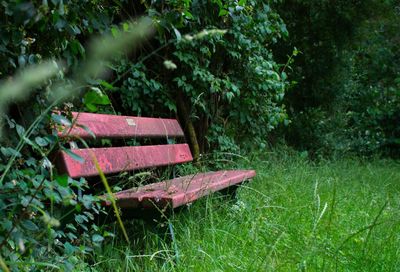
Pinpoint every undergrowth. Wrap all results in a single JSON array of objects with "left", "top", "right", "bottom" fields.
[{"left": 85, "top": 153, "right": 400, "bottom": 271}]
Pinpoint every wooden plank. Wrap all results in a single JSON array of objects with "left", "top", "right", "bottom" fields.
[
  {"left": 109, "top": 170, "right": 256, "bottom": 209},
  {"left": 57, "top": 144, "right": 193, "bottom": 178},
  {"left": 57, "top": 112, "right": 184, "bottom": 139}
]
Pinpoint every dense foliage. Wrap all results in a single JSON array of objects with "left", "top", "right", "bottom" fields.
[
  {"left": 276, "top": 0, "right": 400, "bottom": 157},
  {"left": 0, "top": 0, "right": 119, "bottom": 74},
  {"left": 0, "top": 113, "right": 107, "bottom": 270},
  {"left": 0, "top": 1, "right": 122, "bottom": 270},
  {"left": 114, "top": 0, "right": 289, "bottom": 158}
]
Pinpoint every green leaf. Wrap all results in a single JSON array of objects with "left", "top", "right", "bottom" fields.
[
  {"left": 76, "top": 124, "right": 96, "bottom": 139},
  {"left": 21, "top": 220, "right": 39, "bottom": 231},
  {"left": 163, "top": 60, "right": 177, "bottom": 70},
  {"left": 1, "top": 219, "right": 12, "bottom": 231},
  {"left": 55, "top": 174, "right": 69, "bottom": 187},
  {"left": 100, "top": 80, "right": 114, "bottom": 90},
  {"left": 103, "top": 231, "right": 115, "bottom": 238},
  {"left": 66, "top": 223, "right": 77, "bottom": 232},
  {"left": 35, "top": 136, "right": 49, "bottom": 147},
  {"left": 23, "top": 136, "right": 36, "bottom": 148},
  {"left": 83, "top": 88, "right": 111, "bottom": 112},
  {"left": 226, "top": 92, "right": 234, "bottom": 102},
  {"left": 64, "top": 242, "right": 76, "bottom": 255},
  {"left": 84, "top": 88, "right": 110, "bottom": 104},
  {"left": 51, "top": 114, "right": 72, "bottom": 126},
  {"left": 172, "top": 27, "right": 181, "bottom": 41},
  {"left": 75, "top": 203, "right": 82, "bottom": 212},
  {"left": 58, "top": 0, "right": 65, "bottom": 15},
  {"left": 16, "top": 124, "right": 25, "bottom": 137},
  {"left": 61, "top": 147, "right": 85, "bottom": 163},
  {"left": 21, "top": 196, "right": 30, "bottom": 207},
  {"left": 0, "top": 147, "right": 21, "bottom": 158},
  {"left": 82, "top": 195, "right": 96, "bottom": 209},
  {"left": 85, "top": 103, "right": 98, "bottom": 112},
  {"left": 111, "top": 26, "right": 119, "bottom": 38},
  {"left": 122, "top": 22, "right": 129, "bottom": 32},
  {"left": 218, "top": 9, "right": 229, "bottom": 16},
  {"left": 92, "top": 234, "right": 104, "bottom": 243},
  {"left": 75, "top": 214, "right": 88, "bottom": 224},
  {"left": 183, "top": 10, "right": 194, "bottom": 19}
]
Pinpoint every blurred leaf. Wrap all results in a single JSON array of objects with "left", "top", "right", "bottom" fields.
[
  {"left": 51, "top": 114, "right": 72, "bottom": 126},
  {"left": 64, "top": 242, "right": 76, "bottom": 255},
  {"left": 61, "top": 147, "right": 84, "bottom": 163},
  {"left": 100, "top": 80, "right": 114, "bottom": 90},
  {"left": 92, "top": 234, "right": 104, "bottom": 243},
  {"left": 0, "top": 147, "right": 21, "bottom": 158},
  {"left": 173, "top": 27, "right": 181, "bottom": 41},
  {"left": 16, "top": 125, "right": 25, "bottom": 137},
  {"left": 35, "top": 136, "right": 48, "bottom": 147},
  {"left": 55, "top": 174, "right": 68, "bottom": 187},
  {"left": 21, "top": 220, "right": 39, "bottom": 231},
  {"left": 76, "top": 124, "right": 96, "bottom": 139},
  {"left": 83, "top": 88, "right": 111, "bottom": 112}
]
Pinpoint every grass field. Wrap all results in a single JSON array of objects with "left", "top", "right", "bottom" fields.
[{"left": 85, "top": 154, "right": 400, "bottom": 271}]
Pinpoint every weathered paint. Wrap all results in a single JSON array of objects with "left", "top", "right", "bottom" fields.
[
  {"left": 108, "top": 170, "right": 256, "bottom": 209},
  {"left": 58, "top": 144, "right": 193, "bottom": 178},
  {"left": 55, "top": 111, "right": 257, "bottom": 211},
  {"left": 57, "top": 112, "right": 184, "bottom": 139}
]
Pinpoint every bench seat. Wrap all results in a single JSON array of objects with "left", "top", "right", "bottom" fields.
[
  {"left": 107, "top": 170, "right": 256, "bottom": 209},
  {"left": 55, "top": 112, "right": 256, "bottom": 212}
]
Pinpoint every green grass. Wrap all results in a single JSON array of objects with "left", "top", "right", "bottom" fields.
[{"left": 85, "top": 155, "right": 400, "bottom": 271}]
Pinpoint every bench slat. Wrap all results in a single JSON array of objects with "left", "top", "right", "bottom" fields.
[
  {"left": 57, "top": 112, "right": 184, "bottom": 139},
  {"left": 58, "top": 144, "right": 193, "bottom": 178},
  {"left": 109, "top": 170, "right": 256, "bottom": 209}
]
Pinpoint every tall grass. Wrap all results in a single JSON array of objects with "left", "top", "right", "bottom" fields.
[{"left": 88, "top": 154, "right": 400, "bottom": 271}]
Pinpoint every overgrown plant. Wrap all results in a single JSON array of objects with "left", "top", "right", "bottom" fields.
[
  {"left": 276, "top": 0, "right": 400, "bottom": 157},
  {"left": 1, "top": 0, "right": 291, "bottom": 159},
  {"left": 113, "top": 0, "right": 290, "bottom": 158},
  {"left": 0, "top": 18, "right": 153, "bottom": 271}
]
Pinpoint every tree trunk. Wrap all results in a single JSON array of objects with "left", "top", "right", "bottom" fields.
[{"left": 176, "top": 92, "right": 200, "bottom": 161}]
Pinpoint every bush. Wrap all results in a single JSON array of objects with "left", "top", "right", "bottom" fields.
[
  {"left": 0, "top": 114, "right": 104, "bottom": 271},
  {"left": 276, "top": 0, "right": 400, "bottom": 157},
  {"left": 332, "top": 12, "right": 400, "bottom": 156},
  {"left": 0, "top": 1, "right": 118, "bottom": 266},
  {"left": 0, "top": 14, "right": 153, "bottom": 270},
  {"left": 113, "top": 0, "right": 290, "bottom": 157}
]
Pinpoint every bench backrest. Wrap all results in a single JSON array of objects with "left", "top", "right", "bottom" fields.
[{"left": 56, "top": 112, "right": 192, "bottom": 178}]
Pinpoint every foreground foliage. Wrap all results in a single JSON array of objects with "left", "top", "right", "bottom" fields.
[
  {"left": 92, "top": 154, "right": 400, "bottom": 271},
  {"left": 0, "top": 14, "right": 153, "bottom": 271},
  {"left": 0, "top": 114, "right": 104, "bottom": 271}
]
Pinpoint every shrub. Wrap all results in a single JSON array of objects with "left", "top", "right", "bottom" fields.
[
  {"left": 0, "top": 16, "right": 153, "bottom": 270},
  {"left": 0, "top": 114, "right": 104, "bottom": 271},
  {"left": 276, "top": 0, "right": 400, "bottom": 157},
  {"left": 113, "top": 0, "right": 290, "bottom": 157}
]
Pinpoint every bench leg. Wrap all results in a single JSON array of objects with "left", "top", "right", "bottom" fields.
[{"left": 218, "top": 183, "right": 241, "bottom": 199}]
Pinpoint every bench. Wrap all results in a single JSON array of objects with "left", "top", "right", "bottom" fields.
[{"left": 55, "top": 112, "right": 256, "bottom": 211}]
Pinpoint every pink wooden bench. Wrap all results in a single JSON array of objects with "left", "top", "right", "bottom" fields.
[{"left": 56, "top": 112, "right": 256, "bottom": 210}]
